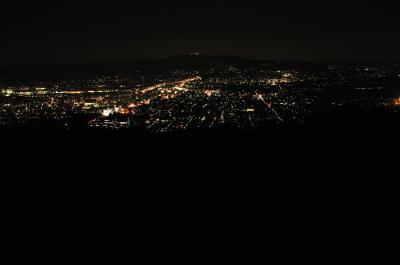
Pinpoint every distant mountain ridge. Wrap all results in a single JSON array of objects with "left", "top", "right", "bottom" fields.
[
  {"left": 0, "top": 55, "right": 262, "bottom": 80},
  {"left": 1, "top": 54, "right": 398, "bottom": 81},
  {"left": 2, "top": 54, "right": 256, "bottom": 68}
]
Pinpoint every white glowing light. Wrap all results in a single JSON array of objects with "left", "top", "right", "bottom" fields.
[{"left": 102, "top": 109, "right": 113, "bottom": 117}]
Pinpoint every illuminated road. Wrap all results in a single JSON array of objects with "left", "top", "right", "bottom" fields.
[
  {"left": 138, "top": 76, "right": 201, "bottom": 94},
  {"left": 256, "top": 93, "right": 284, "bottom": 122},
  {"left": 125, "top": 76, "right": 202, "bottom": 112}
]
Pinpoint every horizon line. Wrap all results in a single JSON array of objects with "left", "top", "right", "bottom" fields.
[{"left": 1, "top": 54, "right": 400, "bottom": 68}]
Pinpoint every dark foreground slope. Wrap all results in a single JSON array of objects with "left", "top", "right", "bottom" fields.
[{"left": 1, "top": 106, "right": 399, "bottom": 155}]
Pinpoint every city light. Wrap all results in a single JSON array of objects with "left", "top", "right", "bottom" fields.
[
  {"left": 204, "top": 89, "right": 215, "bottom": 97},
  {"left": 102, "top": 109, "right": 113, "bottom": 117},
  {"left": 1, "top": 59, "right": 399, "bottom": 132},
  {"left": 4, "top": 89, "right": 13, "bottom": 97}
]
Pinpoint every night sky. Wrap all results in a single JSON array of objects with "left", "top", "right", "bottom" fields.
[{"left": 1, "top": 1, "right": 400, "bottom": 65}]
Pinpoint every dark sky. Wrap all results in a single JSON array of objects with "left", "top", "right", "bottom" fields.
[{"left": 1, "top": 1, "right": 400, "bottom": 65}]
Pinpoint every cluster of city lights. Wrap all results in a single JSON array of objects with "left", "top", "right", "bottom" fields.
[
  {"left": 1, "top": 61, "right": 399, "bottom": 132},
  {"left": 95, "top": 76, "right": 202, "bottom": 122},
  {"left": 101, "top": 106, "right": 131, "bottom": 117}
]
